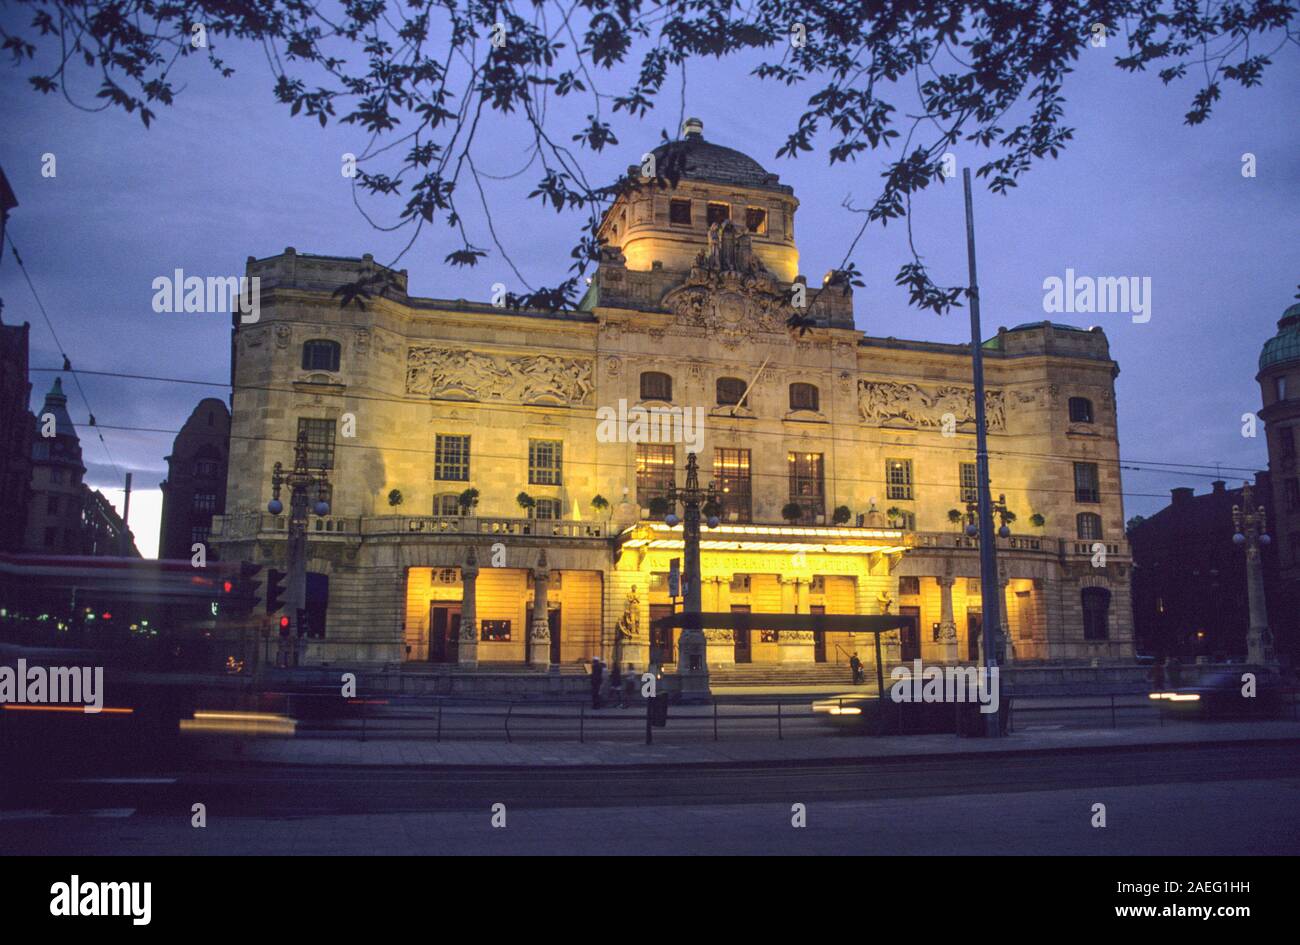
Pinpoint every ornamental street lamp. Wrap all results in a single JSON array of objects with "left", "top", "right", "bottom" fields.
[
  {"left": 660, "top": 451, "right": 722, "bottom": 702},
  {"left": 1231, "top": 483, "right": 1274, "bottom": 665},
  {"left": 964, "top": 493, "right": 1014, "bottom": 540},
  {"left": 267, "top": 426, "right": 331, "bottom": 667}
]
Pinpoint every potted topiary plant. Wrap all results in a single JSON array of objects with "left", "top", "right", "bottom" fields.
[
  {"left": 388, "top": 488, "right": 403, "bottom": 507},
  {"left": 1030, "top": 512, "right": 1045, "bottom": 528},
  {"left": 457, "top": 487, "right": 479, "bottom": 517},
  {"left": 886, "top": 506, "right": 904, "bottom": 526},
  {"left": 590, "top": 494, "right": 610, "bottom": 519},
  {"left": 831, "top": 505, "right": 852, "bottom": 526},
  {"left": 516, "top": 491, "right": 536, "bottom": 517},
  {"left": 781, "top": 501, "right": 804, "bottom": 524},
  {"left": 647, "top": 496, "right": 671, "bottom": 519},
  {"left": 948, "top": 508, "right": 963, "bottom": 524}
]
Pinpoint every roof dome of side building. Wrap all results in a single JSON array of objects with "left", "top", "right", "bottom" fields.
[{"left": 1259, "top": 302, "right": 1300, "bottom": 372}]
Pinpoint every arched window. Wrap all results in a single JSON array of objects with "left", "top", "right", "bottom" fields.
[
  {"left": 302, "top": 339, "right": 341, "bottom": 372},
  {"left": 1068, "top": 397, "right": 1094, "bottom": 423},
  {"left": 640, "top": 371, "right": 672, "bottom": 402},
  {"left": 716, "top": 377, "right": 747, "bottom": 407},
  {"left": 1081, "top": 587, "right": 1111, "bottom": 640},
  {"left": 1076, "top": 512, "right": 1103, "bottom": 540},
  {"left": 789, "top": 382, "right": 819, "bottom": 412}
]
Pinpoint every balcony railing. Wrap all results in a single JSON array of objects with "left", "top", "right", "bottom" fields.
[{"left": 361, "top": 516, "right": 608, "bottom": 539}]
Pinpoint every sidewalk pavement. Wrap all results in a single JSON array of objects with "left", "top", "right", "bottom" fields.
[{"left": 197, "top": 718, "right": 1300, "bottom": 769}]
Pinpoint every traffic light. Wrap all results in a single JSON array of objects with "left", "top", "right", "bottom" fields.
[
  {"left": 296, "top": 607, "right": 309, "bottom": 637},
  {"left": 220, "top": 561, "right": 263, "bottom": 618},
  {"left": 278, "top": 614, "right": 291, "bottom": 637},
  {"left": 266, "top": 569, "right": 287, "bottom": 614}
]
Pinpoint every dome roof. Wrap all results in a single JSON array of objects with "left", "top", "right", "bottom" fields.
[
  {"left": 650, "top": 119, "right": 791, "bottom": 194},
  {"left": 1259, "top": 302, "right": 1300, "bottom": 372}
]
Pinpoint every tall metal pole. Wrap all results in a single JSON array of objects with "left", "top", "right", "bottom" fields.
[{"left": 963, "top": 167, "right": 1005, "bottom": 737}]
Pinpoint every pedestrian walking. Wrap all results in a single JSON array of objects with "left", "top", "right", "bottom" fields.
[
  {"left": 590, "top": 656, "right": 604, "bottom": 709},
  {"left": 621, "top": 664, "right": 636, "bottom": 708},
  {"left": 849, "top": 652, "right": 863, "bottom": 685}
]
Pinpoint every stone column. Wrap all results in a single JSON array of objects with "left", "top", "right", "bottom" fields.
[
  {"left": 997, "top": 577, "right": 1014, "bottom": 667},
  {"left": 779, "top": 577, "right": 815, "bottom": 663},
  {"left": 458, "top": 547, "right": 480, "bottom": 668},
  {"left": 703, "top": 577, "right": 734, "bottom": 666},
  {"left": 529, "top": 549, "right": 552, "bottom": 669},
  {"left": 937, "top": 576, "right": 959, "bottom": 665}
]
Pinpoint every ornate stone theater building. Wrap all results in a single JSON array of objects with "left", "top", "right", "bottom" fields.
[{"left": 212, "top": 120, "right": 1134, "bottom": 674}]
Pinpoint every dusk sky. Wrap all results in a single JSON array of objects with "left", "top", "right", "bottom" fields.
[{"left": 2, "top": 24, "right": 1297, "bottom": 557}]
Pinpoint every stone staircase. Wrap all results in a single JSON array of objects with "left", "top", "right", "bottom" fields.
[{"left": 707, "top": 662, "right": 858, "bottom": 687}]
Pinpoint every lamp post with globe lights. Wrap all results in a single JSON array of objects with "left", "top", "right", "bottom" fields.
[
  {"left": 659, "top": 451, "right": 722, "bottom": 702},
  {"left": 1232, "top": 483, "right": 1274, "bottom": 665},
  {"left": 267, "top": 426, "right": 332, "bottom": 667},
  {"left": 962, "top": 491, "right": 1012, "bottom": 714}
]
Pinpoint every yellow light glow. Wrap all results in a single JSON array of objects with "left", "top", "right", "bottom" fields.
[
  {"left": 180, "top": 710, "right": 297, "bottom": 736},
  {"left": 1167, "top": 693, "right": 1201, "bottom": 702}
]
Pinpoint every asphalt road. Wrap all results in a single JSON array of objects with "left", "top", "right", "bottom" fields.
[{"left": 2, "top": 741, "right": 1298, "bottom": 854}]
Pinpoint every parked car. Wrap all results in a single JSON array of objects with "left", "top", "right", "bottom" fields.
[{"left": 1149, "top": 670, "right": 1288, "bottom": 719}]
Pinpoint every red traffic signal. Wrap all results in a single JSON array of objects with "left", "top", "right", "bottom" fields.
[{"left": 279, "top": 614, "right": 291, "bottom": 636}]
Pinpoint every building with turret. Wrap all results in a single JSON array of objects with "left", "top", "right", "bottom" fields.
[
  {"left": 158, "top": 398, "right": 230, "bottom": 560},
  {"left": 212, "top": 120, "right": 1134, "bottom": 674},
  {"left": 1255, "top": 300, "right": 1300, "bottom": 661}
]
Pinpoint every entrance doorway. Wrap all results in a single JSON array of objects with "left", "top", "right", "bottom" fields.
[
  {"left": 967, "top": 611, "right": 983, "bottom": 662},
  {"left": 429, "top": 604, "right": 461, "bottom": 663},
  {"left": 548, "top": 606, "right": 562, "bottom": 664},
  {"left": 811, "top": 605, "right": 826, "bottom": 662},
  {"left": 732, "top": 604, "right": 752, "bottom": 663},
  {"left": 900, "top": 606, "right": 922, "bottom": 661},
  {"left": 649, "top": 604, "right": 675, "bottom": 664}
]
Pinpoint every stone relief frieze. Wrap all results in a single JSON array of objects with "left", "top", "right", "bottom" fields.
[
  {"left": 858, "top": 380, "right": 1006, "bottom": 431},
  {"left": 406, "top": 346, "right": 594, "bottom": 406}
]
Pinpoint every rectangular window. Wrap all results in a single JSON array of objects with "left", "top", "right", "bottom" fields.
[
  {"left": 636, "top": 444, "right": 675, "bottom": 506},
  {"left": 48, "top": 468, "right": 64, "bottom": 485},
  {"left": 192, "top": 493, "right": 217, "bottom": 514},
  {"left": 47, "top": 495, "right": 59, "bottom": 515},
  {"left": 195, "top": 459, "right": 220, "bottom": 478},
  {"left": 528, "top": 440, "right": 563, "bottom": 485},
  {"left": 706, "top": 203, "right": 730, "bottom": 226},
  {"left": 898, "top": 576, "right": 921, "bottom": 596},
  {"left": 297, "top": 418, "right": 337, "bottom": 470},
  {"left": 434, "top": 494, "right": 461, "bottom": 516},
  {"left": 1282, "top": 428, "right": 1297, "bottom": 461},
  {"left": 480, "top": 619, "right": 511, "bottom": 642},
  {"left": 1287, "top": 479, "right": 1300, "bottom": 512},
  {"left": 959, "top": 462, "right": 978, "bottom": 504},
  {"left": 714, "top": 448, "right": 752, "bottom": 522},
  {"left": 44, "top": 526, "right": 57, "bottom": 547},
  {"left": 534, "top": 498, "right": 563, "bottom": 520},
  {"left": 745, "top": 207, "right": 767, "bottom": 234},
  {"left": 669, "top": 199, "right": 692, "bottom": 225},
  {"left": 787, "top": 451, "right": 825, "bottom": 520},
  {"left": 886, "top": 458, "right": 914, "bottom": 501},
  {"left": 435, "top": 434, "right": 471, "bottom": 481},
  {"left": 191, "top": 525, "right": 210, "bottom": 545},
  {"left": 1074, "top": 462, "right": 1100, "bottom": 502}
]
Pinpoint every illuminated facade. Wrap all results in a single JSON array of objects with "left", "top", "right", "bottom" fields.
[{"left": 212, "top": 120, "right": 1134, "bottom": 672}]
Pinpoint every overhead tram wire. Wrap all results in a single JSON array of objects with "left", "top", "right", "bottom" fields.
[
  {"left": 27, "top": 364, "right": 1266, "bottom": 482},
  {"left": 7, "top": 233, "right": 124, "bottom": 480}
]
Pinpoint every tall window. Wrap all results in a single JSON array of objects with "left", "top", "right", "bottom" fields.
[
  {"left": 435, "top": 434, "right": 471, "bottom": 481},
  {"left": 298, "top": 418, "right": 336, "bottom": 470},
  {"left": 716, "top": 377, "right": 748, "bottom": 407},
  {"left": 714, "top": 448, "right": 752, "bottom": 522},
  {"left": 534, "top": 498, "right": 563, "bottom": 520},
  {"left": 1286, "top": 478, "right": 1300, "bottom": 512},
  {"left": 1074, "top": 462, "right": 1100, "bottom": 502},
  {"left": 745, "top": 207, "right": 767, "bottom": 234},
  {"left": 433, "top": 494, "right": 462, "bottom": 516},
  {"left": 787, "top": 452, "right": 825, "bottom": 520},
  {"left": 898, "top": 576, "right": 921, "bottom": 596},
  {"left": 706, "top": 203, "right": 730, "bottom": 226},
  {"left": 195, "top": 458, "right": 220, "bottom": 478},
  {"left": 1281, "top": 427, "right": 1297, "bottom": 462},
  {"left": 640, "top": 371, "right": 672, "bottom": 402},
  {"left": 1076, "top": 512, "right": 1103, "bottom": 540},
  {"left": 959, "top": 462, "right": 978, "bottom": 503},
  {"left": 1082, "top": 587, "right": 1111, "bottom": 640},
  {"left": 636, "top": 444, "right": 675, "bottom": 506},
  {"left": 669, "top": 199, "right": 692, "bottom": 225},
  {"left": 789, "top": 382, "right": 820, "bottom": 412},
  {"left": 302, "top": 339, "right": 341, "bottom": 372},
  {"left": 193, "top": 493, "right": 217, "bottom": 514},
  {"left": 529, "top": 440, "right": 563, "bottom": 485},
  {"left": 886, "top": 458, "right": 914, "bottom": 500},
  {"left": 1068, "top": 397, "right": 1094, "bottom": 423}
]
